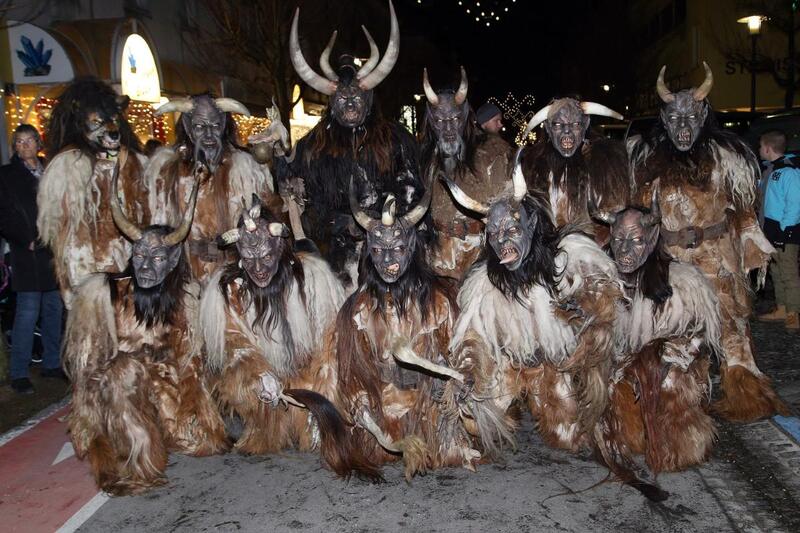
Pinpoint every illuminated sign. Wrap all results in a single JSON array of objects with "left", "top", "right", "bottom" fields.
[
  {"left": 4, "top": 21, "right": 74, "bottom": 83},
  {"left": 120, "top": 33, "right": 160, "bottom": 103}
]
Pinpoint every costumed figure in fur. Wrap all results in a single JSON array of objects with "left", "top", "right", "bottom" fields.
[
  {"left": 420, "top": 67, "right": 512, "bottom": 280},
  {"left": 518, "top": 97, "right": 628, "bottom": 244},
  {"left": 594, "top": 188, "right": 721, "bottom": 474},
  {"left": 333, "top": 170, "right": 479, "bottom": 480},
  {"left": 37, "top": 77, "right": 149, "bottom": 308},
  {"left": 199, "top": 196, "right": 381, "bottom": 481},
  {"left": 64, "top": 160, "right": 228, "bottom": 496},
  {"left": 150, "top": 94, "right": 275, "bottom": 282},
  {"left": 628, "top": 62, "right": 787, "bottom": 422},
  {"left": 444, "top": 156, "right": 668, "bottom": 501},
  {"left": 281, "top": 0, "right": 425, "bottom": 289}
]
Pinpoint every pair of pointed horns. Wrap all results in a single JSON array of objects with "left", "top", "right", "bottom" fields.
[
  {"left": 290, "top": 0, "right": 399, "bottom": 95},
  {"left": 442, "top": 148, "right": 527, "bottom": 216},
  {"left": 350, "top": 166, "right": 434, "bottom": 230},
  {"left": 111, "top": 153, "right": 199, "bottom": 246},
  {"left": 520, "top": 100, "right": 624, "bottom": 141},
  {"left": 422, "top": 66, "right": 468, "bottom": 106},
  {"left": 591, "top": 186, "right": 661, "bottom": 228},
  {"left": 219, "top": 194, "right": 288, "bottom": 245},
  {"left": 656, "top": 61, "right": 713, "bottom": 103},
  {"left": 154, "top": 97, "right": 251, "bottom": 117}
]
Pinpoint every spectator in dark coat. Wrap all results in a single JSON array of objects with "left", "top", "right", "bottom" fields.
[{"left": 0, "top": 124, "right": 65, "bottom": 394}]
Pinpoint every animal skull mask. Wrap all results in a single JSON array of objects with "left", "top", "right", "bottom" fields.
[
  {"left": 110, "top": 157, "right": 200, "bottom": 288},
  {"left": 290, "top": 0, "right": 399, "bottom": 129},
  {"left": 155, "top": 95, "right": 251, "bottom": 172},
  {"left": 219, "top": 195, "right": 290, "bottom": 288},
  {"left": 350, "top": 177, "right": 431, "bottom": 284},
  {"left": 423, "top": 67, "right": 469, "bottom": 158},
  {"left": 593, "top": 188, "right": 661, "bottom": 273},
  {"left": 657, "top": 62, "right": 714, "bottom": 152},
  {"left": 84, "top": 95, "right": 129, "bottom": 155}
]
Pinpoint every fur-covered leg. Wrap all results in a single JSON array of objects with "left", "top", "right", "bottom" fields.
[
  {"left": 607, "top": 379, "right": 645, "bottom": 455},
  {"left": 528, "top": 363, "right": 581, "bottom": 451},
  {"left": 175, "top": 355, "right": 230, "bottom": 456},
  {"left": 651, "top": 361, "right": 716, "bottom": 472},
  {"left": 714, "top": 363, "right": 789, "bottom": 422}
]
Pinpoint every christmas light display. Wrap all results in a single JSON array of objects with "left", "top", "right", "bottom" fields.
[
  {"left": 488, "top": 92, "right": 537, "bottom": 146},
  {"left": 417, "top": 0, "right": 518, "bottom": 27}
]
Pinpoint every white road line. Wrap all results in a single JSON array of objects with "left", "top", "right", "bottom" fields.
[
  {"left": 55, "top": 492, "right": 110, "bottom": 533},
  {"left": 0, "top": 397, "right": 70, "bottom": 447}
]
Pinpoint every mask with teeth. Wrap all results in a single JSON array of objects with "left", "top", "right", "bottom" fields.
[
  {"left": 350, "top": 175, "right": 432, "bottom": 284},
  {"left": 331, "top": 81, "right": 373, "bottom": 129},
  {"left": 182, "top": 96, "right": 226, "bottom": 172},
  {"left": 656, "top": 62, "right": 714, "bottom": 152},
  {"left": 485, "top": 200, "right": 537, "bottom": 271},
  {"left": 423, "top": 67, "right": 470, "bottom": 159},
  {"left": 543, "top": 99, "right": 589, "bottom": 158},
  {"left": 83, "top": 95, "right": 129, "bottom": 155}
]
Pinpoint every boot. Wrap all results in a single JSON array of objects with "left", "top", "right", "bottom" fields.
[
  {"left": 785, "top": 312, "right": 800, "bottom": 330},
  {"left": 759, "top": 304, "right": 787, "bottom": 321}
]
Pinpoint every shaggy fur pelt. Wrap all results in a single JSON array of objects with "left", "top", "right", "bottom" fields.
[{"left": 64, "top": 273, "right": 228, "bottom": 495}]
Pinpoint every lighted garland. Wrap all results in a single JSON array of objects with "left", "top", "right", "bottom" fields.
[
  {"left": 232, "top": 114, "right": 272, "bottom": 145},
  {"left": 416, "top": 0, "right": 518, "bottom": 27},
  {"left": 488, "top": 92, "right": 537, "bottom": 146}
]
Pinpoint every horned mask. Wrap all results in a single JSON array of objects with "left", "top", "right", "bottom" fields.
[
  {"left": 219, "top": 195, "right": 290, "bottom": 288},
  {"left": 155, "top": 94, "right": 250, "bottom": 172},
  {"left": 110, "top": 158, "right": 200, "bottom": 288},
  {"left": 656, "top": 62, "right": 713, "bottom": 152},
  {"left": 290, "top": 0, "right": 399, "bottom": 129},
  {"left": 523, "top": 98, "right": 623, "bottom": 157},
  {"left": 423, "top": 67, "right": 469, "bottom": 158}
]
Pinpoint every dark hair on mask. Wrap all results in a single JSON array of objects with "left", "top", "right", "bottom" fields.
[
  {"left": 46, "top": 76, "right": 140, "bottom": 160},
  {"left": 173, "top": 93, "right": 244, "bottom": 159},
  {"left": 110, "top": 225, "right": 190, "bottom": 328},
  {"left": 420, "top": 98, "right": 484, "bottom": 176}
]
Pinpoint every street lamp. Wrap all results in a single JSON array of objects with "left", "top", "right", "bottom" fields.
[{"left": 738, "top": 15, "right": 765, "bottom": 112}]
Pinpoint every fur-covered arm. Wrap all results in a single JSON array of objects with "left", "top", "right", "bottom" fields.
[
  {"left": 63, "top": 274, "right": 117, "bottom": 379},
  {"left": 731, "top": 208, "right": 775, "bottom": 274},
  {"left": 299, "top": 252, "right": 346, "bottom": 337}
]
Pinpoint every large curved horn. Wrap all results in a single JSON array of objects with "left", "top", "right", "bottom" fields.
[
  {"left": 656, "top": 65, "right": 675, "bottom": 103},
  {"left": 154, "top": 98, "right": 194, "bottom": 116},
  {"left": 580, "top": 101, "right": 623, "bottom": 120},
  {"left": 454, "top": 66, "right": 468, "bottom": 106},
  {"left": 319, "top": 31, "right": 339, "bottom": 82},
  {"left": 521, "top": 104, "right": 552, "bottom": 141},
  {"left": 587, "top": 195, "right": 617, "bottom": 226},
  {"left": 214, "top": 98, "right": 251, "bottom": 117},
  {"left": 356, "top": 26, "right": 380, "bottom": 79},
  {"left": 349, "top": 178, "right": 375, "bottom": 230},
  {"left": 163, "top": 176, "right": 200, "bottom": 246},
  {"left": 381, "top": 195, "right": 397, "bottom": 226},
  {"left": 290, "top": 8, "right": 337, "bottom": 95},
  {"left": 110, "top": 156, "right": 143, "bottom": 242},
  {"left": 422, "top": 68, "right": 439, "bottom": 106},
  {"left": 358, "top": 0, "right": 399, "bottom": 91},
  {"left": 441, "top": 175, "right": 489, "bottom": 215},
  {"left": 641, "top": 185, "right": 662, "bottom": 227},
  {"left": 511, "top": 150, "right": 527, "bottom": 203},
  {"left": 402, "top": 168, "right": 434, "bottom": 226},
  {"left": 692, "top": 61, "right": 714, "bottom": 101}
]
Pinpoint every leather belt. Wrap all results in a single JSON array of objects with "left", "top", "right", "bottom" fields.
[
  {"left": 434, "top": 219, "right": 484, "bottom": 240},
  {"left": 661, "top": 221, "right": 728, "bottom": 249}
]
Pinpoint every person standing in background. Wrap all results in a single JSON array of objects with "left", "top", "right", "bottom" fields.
[
  {"left": 475, "top": 102, "right": 504, "bottom": 135},
  {"left": 758, "top": 129, "right": 800, "bottom": 330},
  {"left": 0, "top": 124, "right": 65, "bottom": 394}
]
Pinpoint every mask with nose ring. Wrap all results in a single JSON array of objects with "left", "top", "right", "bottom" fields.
[
  {"left": 290, "top": 0, "right": 399, "bottom": 130},
  {"left": 219, "top": 195, "right": 290, "bottom": 288},
  {"left": 656, "top": 62, "right": 713, "bottom": 152},
  {"left": 522, "top": 98, "right": 624, "bottom": 158},
  {"left": 349, "top": 178, "right": 431, "bottom": 284},
  {"left": 423, "top": 67, "right": 469, "bottom": 159},
  {"left": 155, "top": 94, "right": 251, "bottom": 173}
]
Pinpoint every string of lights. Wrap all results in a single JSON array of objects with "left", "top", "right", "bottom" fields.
[
  {"left": 232, "top": 114, "right": 272, "bottom": 145},
  {"left": 488, "top": 92, "right": 537, "bottom": 146},
  {"left": 416, "top": 0, "right": 518, "bottom": 27}
]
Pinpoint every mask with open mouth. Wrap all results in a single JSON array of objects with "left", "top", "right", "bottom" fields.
[
  {"left": 350, "top": 172, "right": 431, "bottom": 284},
  {"left": 423, "top": 67, "right": 469, "bottom": 159},
  {"left": 656, "top": 62, "right": 713, "bottom": 152},
  {"left": 543, "top": 100, "right": 590, "bottom": 158},
  {"left": 83, "top": 95, "right": 128, "bottom": 156}
]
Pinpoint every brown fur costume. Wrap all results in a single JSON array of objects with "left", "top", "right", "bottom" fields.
[{"left": 64, "top": 274, "right": 228, "bottom": 495}]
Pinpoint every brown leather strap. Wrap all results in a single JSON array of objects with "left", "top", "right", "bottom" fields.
[
  {"left": 434, "top": 219, "right": 484, "bottom": 240},
  {"left": 661, "top": 220, "right": 728, "bottom": 249}
]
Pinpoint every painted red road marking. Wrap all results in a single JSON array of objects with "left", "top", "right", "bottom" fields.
[{"left": 0, "top": 405, "right": 102, "bottom": 533}]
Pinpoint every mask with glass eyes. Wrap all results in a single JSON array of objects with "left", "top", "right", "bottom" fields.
[
  {"left": 331, "top": 84, "right": 373, "bottom": 128},
  {"left": 485, "top": 200, "right": 537, "bottom": 272},
  {"left": 131, "top": 232, "right": 183, "bottom": 288},
  {"left": 543, "top": 100, "right": 590, "bottom": 158},
  {"left": 660, "top": 92, "right": 708, "bottom": 152},
  {"left": 182, "top": 95, "right": 226, "bottom": 171}
]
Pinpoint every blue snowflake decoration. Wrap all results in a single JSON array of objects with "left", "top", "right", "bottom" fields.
[{"left": 16, "top": 35, "right": 52, "bottom": 77}]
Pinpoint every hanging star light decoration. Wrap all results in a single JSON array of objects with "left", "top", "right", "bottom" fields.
[
  {"left": 416, "top": 0, "right": 518, "bottom": 27},
  {"left": 488, "top": 92, "right": 537, "bottom": 146}
]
